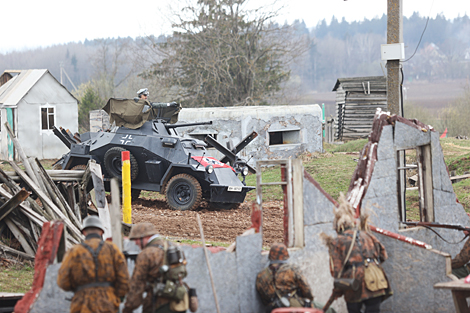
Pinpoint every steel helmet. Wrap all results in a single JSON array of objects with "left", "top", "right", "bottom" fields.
[
  {"left": 81, "top": 215, "right": 105, "bottom": 232},
  {"left": 268, "top": 243, "right": 289, "bottom": 261},
  {"left": 137, "top": 88, "right": 149, "bottom": 98},
  {"left": 129, "top": 222, "right": 157, "bottom": 239}
]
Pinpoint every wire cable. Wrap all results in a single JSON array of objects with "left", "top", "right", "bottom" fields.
[{"left": 402, "top": 0, "right": 435, "bottom": 63}]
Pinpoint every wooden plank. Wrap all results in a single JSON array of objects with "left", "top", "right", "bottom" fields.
[
  {"left": 110, "top": 178, "right": 123, "bottom": 251},
  {"left": 9, "top": 215, "right": 37, "bottom": 253},
  {"left": 0, "top": 186, "right": 48, "bottom": 226},
  {"left": 422, "top": 145, "right": 434, "bottom": 222},
  {"left": 287, "top": 159, "right": 294, "bottom": 247},
  {"left": 34, "top": 158, "right": 82, "bottom": 228},
  {"left": 88, "top": 161, "right": 112, "bottom": 239},
  {"left": 9, "top": 161, "right": 57, "bottom": 220},
  {"left": 28, "top": 157, "right": 48, "bottom": 195},
  {"left": 5, "top": 217, "right": 35, "bottom": 256},
  {"left": 0, "top": 241, "right": 35, "bottom": 261},
  {"left": 292, "top": 159, "right": 304, "bottom": 248},
  {"left": 0, "top": 189, "right": 30, "bottom": 222},
  {"left": 8, "top": 161, "right": 83, "bottom": 240},
  {"left": 4, "top": 122, "right": 40, "bottom": 188}
]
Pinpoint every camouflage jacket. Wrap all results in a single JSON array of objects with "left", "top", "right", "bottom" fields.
[
  {"left": 328, "top": 228, "right": 391, "bottom": 303},
  {"left": 256, "top": 262, "right": 313, "bottom": 307},
  {"left": 123, "top": 238, "right": 170, "bottom": 313},
  {"left": 57, "top": 234, "right": 130, "bottom": 313},
  {"left": 452, "top": 237, "right": 470, "bottom": 269}
]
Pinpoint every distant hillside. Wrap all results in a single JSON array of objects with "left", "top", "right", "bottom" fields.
[{"left": 1, "top": 14, "right": 468, "bottom": 97}]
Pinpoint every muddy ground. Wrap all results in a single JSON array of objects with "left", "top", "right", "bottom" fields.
[{"left": 131, "top": 197, "right": 285, "bottom": 247}]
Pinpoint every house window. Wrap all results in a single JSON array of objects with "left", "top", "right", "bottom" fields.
[
  {"left": 41, "top": 107, "right": 55, "bottom": 130},
  {"left": 397, "top": 145, "right": 434, "bottom": 223},
  {"left": 269, "top": 130, "right": 300, "bottom": 146}
]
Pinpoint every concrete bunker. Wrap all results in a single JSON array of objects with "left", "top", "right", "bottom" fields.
[{"left": 26, "top": 109, "right": 468, "bottom": 313}]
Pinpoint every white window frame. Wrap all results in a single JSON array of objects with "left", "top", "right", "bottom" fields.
[{"left": 40, "top": 104, "right": 56, "bottom": 132}]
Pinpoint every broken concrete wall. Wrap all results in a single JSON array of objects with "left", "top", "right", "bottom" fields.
[
  {"left": 29, "top": 233, "right": 267, "bottom": 313},
  {"left": 177, "top": 104, "right": 323, "bottom": 164},
  {"left": 29, "top": 112, "right": 468, "bottom": 313}
]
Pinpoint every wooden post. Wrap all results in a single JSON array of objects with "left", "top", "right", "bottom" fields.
[
  {"left": 197, "top": 214, "right": 221, "bottom": 313},
  {"left": 286, "top": 159, "right": 294, "bottom": 247},
  {"left": 292, "top": 158, "right": 304, "bottom": 248},
  {"left": 88, "top": 161, "right": 112, "bottom": 240},
  {"left": 110, "top": 178, "right": 123, "bottom": 251},
  {"left": 5, "top": 217, "right": 35, "bottom": 256},
  {"left": 4, "top": 122, "right": 40, "bottom": 187},
  {"left": 0, "top": 188, "right": 30, "bottom": 222},
  {"left": 387, "top": 0, "right": 403, "bottom": 116}
]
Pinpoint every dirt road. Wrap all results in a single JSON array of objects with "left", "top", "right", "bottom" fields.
[{"left": 131, "top": 197, "right": 285, "bottom": 247}]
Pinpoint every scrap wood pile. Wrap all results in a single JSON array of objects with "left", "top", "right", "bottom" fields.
[{"left": 0, "top": 124, "right": 92, "bottom": 263}]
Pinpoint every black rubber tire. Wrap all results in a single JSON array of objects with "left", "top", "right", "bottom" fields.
[
  {"left": 165, "top": 174, "right": 202, "bottom": 211},
  {"left": 104, "top": 147, "right": 139, "bottom": 181},
  {"left": 209, "top": 202, "right": 240, "bottom": 210}
]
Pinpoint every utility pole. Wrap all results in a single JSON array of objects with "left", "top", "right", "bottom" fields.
[{"left": 387, "top": 0, "right": 403, "bottom": 116}]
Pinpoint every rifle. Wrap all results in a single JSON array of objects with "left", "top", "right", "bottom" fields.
[
  {"left": 322, "top": 290, "right": 340, "bottom": 312},
  {"left": 403, "top": 221, "right": 470, "bottom": 232}
]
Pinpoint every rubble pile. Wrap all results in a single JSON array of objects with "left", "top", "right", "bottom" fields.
[{"left": 0, "top": 130, "right": 88, "bottom": 262}]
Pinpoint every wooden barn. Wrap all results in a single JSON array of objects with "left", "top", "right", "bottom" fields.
[{"left": 333, "top": 76, "right": 387, "bottom": 140}]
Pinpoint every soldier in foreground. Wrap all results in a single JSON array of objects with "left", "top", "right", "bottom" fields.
[
  {"left": 256, "top": 242, "right": 335, "bottom": 313},
  {"left": 321, "top": 195, "right": 392, "bottom": 313},
  {"left": 57, "top": 215, "right": 130, "bottom": 313},
  {"left": 123, "top": 223, "right": 197, "bottom": 313},
  {"left": 451, "top": 230, "right": 470, "bottom": 278}
]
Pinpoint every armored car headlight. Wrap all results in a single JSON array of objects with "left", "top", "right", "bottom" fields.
[
  {"left": 206, "top": 165, "right": 214, "bottom": 174},
  {"left": 242, "top": 166, "right": 249, "bottom": 176}
]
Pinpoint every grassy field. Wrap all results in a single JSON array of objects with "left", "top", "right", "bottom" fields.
[{"left": 0, "top": 263, "right": 34, "bottom": 293}]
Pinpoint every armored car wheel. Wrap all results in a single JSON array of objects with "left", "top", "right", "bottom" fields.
[
  {"left": 104, "top": 147, "right": 139, "bottom": 181},
  {"left": 165, "top": 174, "right": 202, "bottom": 211}
]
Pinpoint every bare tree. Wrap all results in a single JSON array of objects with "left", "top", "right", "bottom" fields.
[{"left": 140, "top": 0, "right": 310, "bottom": 107}]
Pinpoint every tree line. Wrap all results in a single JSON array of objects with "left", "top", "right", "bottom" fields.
[{"left": 0, "top": 0, "right": 468, "bottom": 131}]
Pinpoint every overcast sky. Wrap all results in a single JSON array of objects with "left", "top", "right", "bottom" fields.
[{"left": 0, "top": 0, "right": 467, "bottom": 54}]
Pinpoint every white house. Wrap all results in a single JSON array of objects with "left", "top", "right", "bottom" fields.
[{"left": 0, "top": 69, "right": 78, "bottom": 160}]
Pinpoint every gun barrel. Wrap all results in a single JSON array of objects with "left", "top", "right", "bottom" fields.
[{"left": 166, "top": 121, "right": 213, "bottom": 129}]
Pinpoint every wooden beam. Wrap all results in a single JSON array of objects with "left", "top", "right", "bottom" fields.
[
  {"left": 292, "top": 158, "right": 304, "bottom": 248},
  {"left": 0, "top": 189, "right": 30, "bottom": 222},
  {"left": 0, "top": 167, "right": 52, "bottom": 220},
  {"left": 4, "top": 122, "right": 40, "bottom": 187},
  {"left": 88, "top": 161, "right": 112, "bottom": 239},
  {"left": 5, "top": 217, "right": 35, "bottom": 256},
  {"left": 0, "top": 241, "right": 35, "bottom": 261},
  {"left": 34, "top": 158, "right": 82, "bottom": 229},
  {"left": 110, "top": 178, "right": 123, "bottom": 251},
  {"left": 8, "top": 161, "right": 83, "bottom": 240}
]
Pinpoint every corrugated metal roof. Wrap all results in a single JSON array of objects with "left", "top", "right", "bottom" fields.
[{"left": 0, "top": 69, "right": 48, "bottom": 106}]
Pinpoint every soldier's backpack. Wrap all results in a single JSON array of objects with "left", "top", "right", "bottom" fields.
[{"left": 151, "top": 241, "right": 189, "bottom": 311}]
